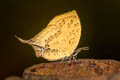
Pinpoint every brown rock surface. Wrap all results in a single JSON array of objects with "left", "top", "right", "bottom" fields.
[{"left": 23, "top": 59, "right": 120, "bottom": 80}]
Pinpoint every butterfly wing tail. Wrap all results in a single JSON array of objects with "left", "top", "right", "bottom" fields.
[{"left": 15, "top": 35, "right": 30, "bottom": 44}]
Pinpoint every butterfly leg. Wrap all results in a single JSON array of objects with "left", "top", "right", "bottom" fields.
[
  {"left": 61, "top": 55, "right": 73, "bottom": 63},
  {"left": 61, "top": 56, "right": 69, "bottom": 62},
  {"left": 68, "top": 55, "right": 72, "bottom": 61},
  {"left": 61, "top": 57, "right": 65, "bottom": 62},
  {"left": 66, "top": 56, "right": 72, "bottom": 63}
]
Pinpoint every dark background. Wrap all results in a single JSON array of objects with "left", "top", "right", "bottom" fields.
[{"left": 1, "top": 0, "right": 120, "bottom": 79}]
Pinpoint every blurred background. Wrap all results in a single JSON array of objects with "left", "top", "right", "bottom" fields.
[{"left": 0, "top": 0, "right": 120, "bottom": 79}]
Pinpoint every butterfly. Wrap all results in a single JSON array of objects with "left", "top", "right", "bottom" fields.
[{"left": 15, "top": 10, "right": 89, "bottom": 61}]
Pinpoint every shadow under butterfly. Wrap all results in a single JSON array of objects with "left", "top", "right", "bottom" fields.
[{"left": 15, "top": 10, "right": 89, "bottom": 61}]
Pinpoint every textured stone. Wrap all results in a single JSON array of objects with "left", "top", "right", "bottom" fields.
[{"left": 23, "top": 59, "right": 120, "bottom": 80}]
